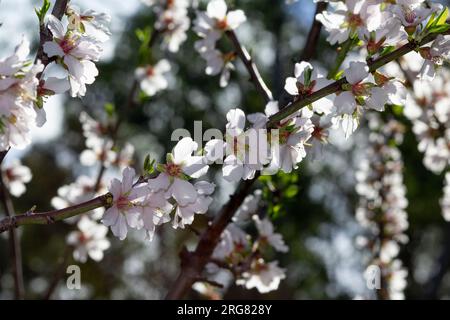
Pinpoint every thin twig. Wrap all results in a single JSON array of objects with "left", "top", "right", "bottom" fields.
[
  {"left": 0, "top": 175, "right": 24, "bottom": 299},
  {"left": 44, "top": 246, "right": 72, "bottom": 300},
  {"left": 225, "top": 30, "right": 273, "bottom": 102},
  {"left": 0, "top": 193, "right": 113, "bottom": 233},
  {"left": 299, "top": 2, "right": 328, "bottom": 62}
]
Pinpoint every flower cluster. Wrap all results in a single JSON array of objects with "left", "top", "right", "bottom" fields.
[
  {"left": 0, "top": 39, "right": 43, "bottom": 151},
  {"left": 42, "top": 6, "right": 110, "bottom": 98},
  {"left": 193, "top": 0, "right": 246, "bottom": 87},
  {"left": 102, "top": 137, "right": 214, "bottom": 240},
  {"left": 1, "top": 159, "right": 32, "bottom": 197},
  {"left": 355, "top": 114, "right": 409, "bottom": 299},
  {"left": 403, "top": 65, "right": 450, "bottom": 175},
  {"left": 142, "top": 0, "right": 190, "bottom": 53},
  {"left": 198, "top": 191, "right": 288, "bottom": 295},
  {"left": 79, "top": 111, "right": 134, "bottom": 170}
]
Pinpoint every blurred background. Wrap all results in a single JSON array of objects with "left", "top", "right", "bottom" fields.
[{"left": 0, "top": 0, "right": 449, "bottom": 299}]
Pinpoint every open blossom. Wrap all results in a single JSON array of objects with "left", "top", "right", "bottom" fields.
[
  {"left": 284, "top": 61, "right": 334, "bottom": 114},
  {"left": 43, "top": 15, "right": 105, "bottom": 97},
  {"left": 135, "top": 60, "right": 171, "bottom": 96},
  {"left": 144, "top": 0, "right": 191, "bottom": 53},
  {"left": 390, "top": 0, "right": 437, "bottom": 30},
  {"left": 148, "top": 137, "right": 209, "bottom": 205},
  {"left": 316, "top": 0, "right": 383, "bottom": 45},
  {"left": 66, "top": 5, "right": 111, "bottom": 38},
  {"left": 0, "top": 38, "right": 43, "bottom": 150},
  {"left": 67, "top": 216, "right": 111, "bottom": 263},
  {"left": 80, "top": 138, "right": 116, "bottom": 167},
  {"left": 102, "top": 167, "right": 147, "bottom": 240},
  {"left": 205, "top": 108, "right": 268, "bottom": 182},
  {"left": 212, "top": 223, "right": 250, "bottom": 261},
  {"left": 172, "top": 181, "right": 215, "bottom": 229},
  {"left": 418, "top": 35, "right": 450, "bottom": 81},
  {"left": 253, "top": 215, "right": 288, "bottom": 253},
  {"left": 1, "top": 159, "right": 32, "bottom": 197},
  {"left": 193, "top": 0, "right": 246, "bottom": 87},
  {"left": 135, "top": 190, "right": 173, "bottom": 241},
  {"left": 237, "top": 259, "right": 286, "bottom": 294}
]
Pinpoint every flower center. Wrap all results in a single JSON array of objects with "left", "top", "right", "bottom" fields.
[
  {"left": 348, "top": 13, "right": 363, "bottom": 28},
  {"left": 116, "top": 195, "right": 130, "bottom": 210},
  {"left": 404, "top": 9, "right": 416, "bottom": 24},
  {"left": 296, "top": 80, "right": 316, "bottom": 95},
  {"left": 146, "top": 66, "right": 155, "bottom": 77},
  {"left": 165, "top": 163, "right": 182, "bottom": 177},
  {"left": 59, "top": 38, "right": 76, "bottom": 54},
  {"left": 78, "top": 232, "right": 89, "bottom": 243},
  {"left": 216, "top": 18, "right": 228, "bottom": 30},
  {"left": 351, "top": 83, "right": 366, "bottom": 96}
]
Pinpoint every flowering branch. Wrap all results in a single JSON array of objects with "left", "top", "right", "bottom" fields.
[
  {"left": 0, "top": 193, "right": 112, "bottom": 233},
  {"left": 268, "top": 30, "right": 450, "bottom": 127},
  {"left": 225, "top": 30, "right": 273, "bottom": 102}
]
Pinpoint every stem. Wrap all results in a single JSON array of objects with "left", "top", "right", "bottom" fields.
[
  {"left": 0, "top": 175, "right": 25, "bottom": 299},
  {"left": 327, "top": 37, "right": 355, "bottom": 79},
  {"left": 268, "top": 30, "right": 450, "bottom": 126},
  {"left": 165, "top": 175, "right": 258, "bottom": 299},
  {"left": 0, "top": 193, "right": 113, "bottom": 234},
  {"left": 225, "top": 30, "right": 273, "bottom": 102},
  {"left": 299, "top": 2, "right": 328, "bottom": 62}
]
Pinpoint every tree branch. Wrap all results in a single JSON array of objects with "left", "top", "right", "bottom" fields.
[
  {"left": 0, "top": 175, "right": 25, "bottom": 299},
  {"left": 299, "top": 2, "right": 327, "bottom": 62},
  {"left": 268, "top": 31, "right": 450, "bottom": 126},
  {"left": 165, "top": 175, "right": 259, "bottom": 299},
  {"left": 225, "top": 30, "right": 273, "bottom": 102},
  {"left": 0, "top": 193, "right": 112, "bottom": 234}
]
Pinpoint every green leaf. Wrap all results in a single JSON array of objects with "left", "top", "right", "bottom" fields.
[
  {"left": 143, "top": 154, "right": 155, "bottom": 174},
  {"left": 435, "top": 7, "right": 448, "bottom": 27},
  {"left": 428, "top": 24, "right": 450, "bottom": 34},
  {"left": 284, "top": 185, "right": 299, "bottom": 198},
  {"left": 104, "top": 103, "right": 115, "bottom": 117},
  {"left": 35, "top": 0, "right": 51, "bottom": 24}
]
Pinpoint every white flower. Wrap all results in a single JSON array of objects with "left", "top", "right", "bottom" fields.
[
  {"left": 80, "top": 138, "right": 116, "bottom": 167},
  {"left": 233, "top": 190, "right": 262, "bottom": 222},
  {"left": 391, "top": 1, "right": 435, "bottom": 29},
  {"left": 284, "top": 61, "right": 334, "bottom": 114},
  {"left": 136, "top": 190, "right": 173, "bottom": 241},
  {"left": 418, "top": 35, "right": 450, "bottom": 81},
  {"left": 67, "top": 216, "right": 111, "bottom": 263},
  {"left": 102, "top": 167, "right": 147, "bottom": 240},
  {"left": 172, "top": 181, "right": 215, "bottom": 229},
  {"left": 66, "top": 5, "right": 111, "bottom": 39},
  {"left": 200, "top": 49, "right": 235, "bottom": 87},
  {"left": 203, "top": 0, "right": 246, "bottom": 32},
  {"left": 135, "top": 59, "right": 171, "bottom": 96},
  {"left": 253, "top": 215, "right": 288, "bottom": 253},
  {"left": 2, "top": 159, "right": 32, "bottom": 197},
  {"left": 43, "top": 15, "right": 103, "bottom": 97},
  {"left": 147, "top": 137, "right": 209, "bottom": 206},
  {"left": 237, "top": 259, "right": 286, "bottom": 294},
  {"left": 212, "top": 223, "right": 250, "bottom": 260}
]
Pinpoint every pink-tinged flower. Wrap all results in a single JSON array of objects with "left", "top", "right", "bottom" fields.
[
  {"left": 1, "top": 159, "right": 32, "bottom": 197},
  {"left": 147, "top": 137, "right": 209, "bottom": 206},
  {"left": 67, "top": 216, "right": 110, "bottom": 263},
  {"left": 135, "top": 60, "right": 171, "bottom": 96},
  {"left": 284, "top": 61, "right": 334, "bottom": 114},
  {"left": 419, "top": 35, "right": 450, "bottom": 81},
  {"left": 253, "top": 215, "right": 288, "bottom": 253},
  {"left": 172, "top": 181, "right": 215, "bottom": 229},
  {"left": 237, "top": 259, "right": 286, "bottom": 294},
  {"left": 102, "top": 167, "right": 147, "bottom": 240},
  {"left": 43, "top": 15, "right": 103, "bottom": 97}
]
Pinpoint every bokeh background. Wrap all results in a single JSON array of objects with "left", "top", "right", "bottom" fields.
[{"left": 0, "top": 0, "right": 449, "bottom": 299}]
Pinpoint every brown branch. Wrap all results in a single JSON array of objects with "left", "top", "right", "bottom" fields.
[
  {"left": 0, "top": 193, "right": 113, "bottom": 234},
  {"left": 268, "top": 30, "right": 450, "bottom": 126},
  {"left": 0, "top": 175, "right": 24, "bottom": 299},
  {"left": 225, "top": 30, "right": 273, "bottom": 102},
  {"left": 165, "top": 175, "right": 259, "bottom": 299},
  {"left": 299, "top": 2, "right": 328, "bottom": 62}
]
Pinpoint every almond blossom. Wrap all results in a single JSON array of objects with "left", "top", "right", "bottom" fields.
[
  {"left": 418, "top": 35, "right": 450, "bottom": 81},
  {"left": 236, "top": 259, "right": 286, "bottom": 294},
  {"left": 253, "top": 215, "right": 288, "bottom": 253},
  {"left": 102, "top": 167, "right": 147, "bottom": 240},
  {"left": 67, "top": 216, "right": 111, "bottom": 263},
  {"left": 135, "top": 59, "right": 171, "bottom": 96},
  {"left": 1, "top": 159, "right": 32, "bottom": 197},
  {"left": 147, "top": 137, "right": 209, "bottom": 205},
  {"left": 43, "top": 15, "right": 106, "bottom": 97}
]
